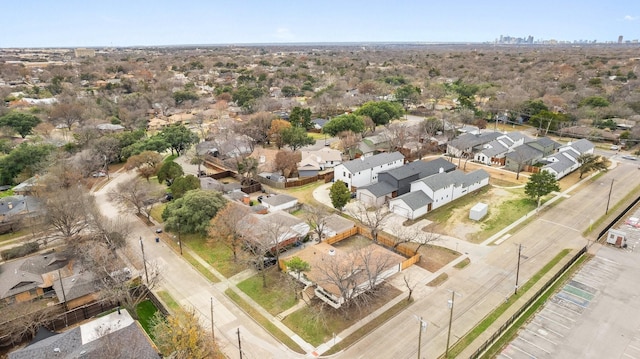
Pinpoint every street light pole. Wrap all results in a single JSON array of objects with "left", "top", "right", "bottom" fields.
[{"left": 140, "top": 237, "right": 149, "bottom": 285}]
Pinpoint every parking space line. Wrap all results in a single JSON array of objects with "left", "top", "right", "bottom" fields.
[
  {"left": 531, "top": 320, "right": 565, "bottom": 337},
  {"left": 549, "top": 300, "right": 583, "bottom": 315},
  {"left": 538, "top": 314, "right": 571, "bottom": 329},
  {"left": 538, "top": 218, "right": 580, "bottom": 232},
  {"left": 525, "top": 328, "right": 558, "bottom": 345},
  {"left": 508, "top": 343, "right": 535, "bottom": 358},
  {"left": 519, "top": 336, "right": 551, "bottom": 354},
  {"left": 623, "top": 353, "right": 637, "bottom": 359},
  {"left": 545, "top": 308, "right": 578, "bottom": 322},
  {"left": 556, "top": 291, "right": 590, "bottom": 308},
  {"left": 629, "top": 344, "right": 640, "bottom": 352}
]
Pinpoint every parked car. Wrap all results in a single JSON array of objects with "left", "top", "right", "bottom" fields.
[
  {"left": 622, "top": 155, "right": 637, "bottom": 160},
  {"left": 253, "top": 256, "right": 277, "bottom": 270},
  {"left": 610, "top": 145, "right": 619, "bottom": 150}
]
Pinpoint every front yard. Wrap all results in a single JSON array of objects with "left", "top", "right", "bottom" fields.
[{"left": 237, "top": 268, "right": 299, "bottom": 316}]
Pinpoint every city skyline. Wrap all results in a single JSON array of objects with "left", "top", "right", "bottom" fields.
[{"left": 1, "top": 0, "right": 638, "bottom": 48}]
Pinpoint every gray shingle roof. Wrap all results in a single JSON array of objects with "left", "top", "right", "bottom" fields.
[
  {"left": 417, "top": 171, "right": 457, "bottom": 191},
  {"left": 342, "top": 152, "right": 404, "bottom": 174},
  {"left": 477, "top": 140, "right": 508, "bottom": 157},
  {"left": 381, "top": 158, "right": 456, "bottom": 181},
  {"left": 505, "top": 144, "right": 543, "bottom": 161},
  {"left": 322, "top": 214, "right": 355, "bottom": 234},
  {"left": 0, "top": 253, "right": 68, "bottom": 299},
  {"left": 545, "top": 152, "right": 576, "bottom": 173},
  {"left": 394, "top": 191, "right": 432, "bottom": 210},
  {"left": 359, "top": 181, "right": 397, "bottom": 197},
  {"left": 414, "top": 169, "right": 489, "bottom": 191},
  {"left": 568, "top": 139, "right": 594, "bottom": 154},
  {"left": 262, "top": 194, "right": 298, "bottom": 207},
  {"left": 449, "top": 132, "right": 501, "bottom": 151}
]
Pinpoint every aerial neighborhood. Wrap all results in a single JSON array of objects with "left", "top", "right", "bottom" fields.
[{"left": 0, "top": 41, "right": 638, "bottom": 359}]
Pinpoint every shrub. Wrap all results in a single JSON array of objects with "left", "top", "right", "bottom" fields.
[{"left": 1, "top": 242, "right": 39, "bottom": 260}]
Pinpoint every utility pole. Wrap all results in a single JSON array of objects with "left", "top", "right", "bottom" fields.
[
  {"left": 140, "top": 237, "right": 149, "bottom": 285},
  {"left": 606, "top": 179, "right": 614, "bottom": 214},
  {"left": 416, "top": 316, "right": 427, "bottom": 359},
  {"left": 58, "top": 269, "right": 68, "bottom": 311},
  {"left": 515, "top": 243, "right": 523, "bottom": 295},
  {"left": 178, "top": 219, "right": 183, "bottom": 255},
  {"left": 445, "top": 290, "right": 461, "bottom": 358},
  {"left": 237, "top": 328, "right": 243, "bottom": 359},
  {"left": 211, "top": 297, "right": 216, "bottom": 343}
]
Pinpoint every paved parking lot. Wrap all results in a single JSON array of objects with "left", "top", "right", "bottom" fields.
[{"left": 499, "top": 223, "right": 640, "bottom": 358}]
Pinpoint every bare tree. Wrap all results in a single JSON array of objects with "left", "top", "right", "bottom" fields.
[
  {"left": 339, "top": 130, "right": 361, "bottom": 160},
  {"left": 274, "top": 150, "right": 301, "bottom": 178},
  {"left": 347, "top": 202, "right": 391, "bottom": 243},
  {"left": 0, "top": 301, "right": 61, "bottom": 345},
  {"left": 388, "top": 222, "right": 441, "bottom": 254},
  {"left": 109, "top": 177, "right": 163, "bottom": 220},
  {"left": 49, "top": 102, "right": 85, "bottom": 131},
  {"left": 403, "top": 274, "right": 417, "bottom": 302},
  {"left": 208, "top": 202, "right": 252, "bottom": 261},
  {"left": 305, "top": 205, "right": 331, "bottom": 242},
  {"left": 39, "top": 186, "right": 94, "bottom": 241}
]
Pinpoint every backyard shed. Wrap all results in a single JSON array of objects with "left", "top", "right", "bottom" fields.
[
  {"left": 469, "top": 202, "right": 488, "bottom": 221},
  {"left": 607, "top": 229, "right": 627, "bottom": 248}
]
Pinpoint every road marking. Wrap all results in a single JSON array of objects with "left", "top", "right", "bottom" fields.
[
  {"left": 508, "top": 343, "right": 536, "bottom": 358},
  {"left": 623, "top": 353, "right": 637, "bottom": 359},
  {"left": 538, "top": 218, "right": 580, "bottom": 232},
  {"left": 519, "top": 336, "right": 551, "bottom": 354},
  {"left": 629, "top": 344, "right": 640, "bottom": 352},
  {"left": 525, "top": 328, "right": 558, "bottom": 345},
  {"left": 531, "top": 320, "right": 565, "bottom": 337},
  {"left": 538, "top": 314, "right": 571, "bottom": 329},
  {"left": 549, "top": 300, "right": 582, "bottom": 316},
  {"left": 545, "top": 308, "right": 578, "bottom": 322}
]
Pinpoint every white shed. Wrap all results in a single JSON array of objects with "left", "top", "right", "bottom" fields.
[
  {"left": 606, "top": 229, "right": 627, "bottom": 248},
  {"left": 469, "top": 202, "right": 488, "bottom": 221}
]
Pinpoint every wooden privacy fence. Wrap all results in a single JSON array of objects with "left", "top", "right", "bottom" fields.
[
  {"left": 256, "top": 171, "right": 335, "bottom": 190},
  {"left": 325, "top": 227, "right": 359, "bottom": 244}
]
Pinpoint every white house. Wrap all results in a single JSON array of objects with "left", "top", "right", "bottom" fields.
[
  {"left": 333, "top": 152, "right": 405, "bottom": 190},
  {"left": 542, "top": 139, "right": 595, "bottom": 179},
  {"left": 389, "top": 169, "right": 490, "bottom": 219}
]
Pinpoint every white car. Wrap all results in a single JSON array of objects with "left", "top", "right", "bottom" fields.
[{"left": 610, "top": 145, "right": 619, "bottom": 150}]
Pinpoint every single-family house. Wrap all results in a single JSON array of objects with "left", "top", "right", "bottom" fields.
[
  {"left": 297, "top": 157, "right": 322, "bottom": 177},
  {"left": 300, "top": 148, "right": 343, "bottom": 169},
  {"left": 542, "top": 139, "right": 595, "bottom": 179},
  {"left": 474, "top": 132, "right": 529, "bottom": 165},
  {"left": 504, "top": 137, "right": 561, "bottom": 172},
  {"left": 389, "top": 169, "right": 490, "bottom": 219},
  {"left": 312, "top": 118, "right": 329, "bottom": 130},
  {"left": 447, "top": 132, "right": 501, "bottom": 158},
  {"left": 356, "top": 158, "right": 456, "bottom": 206},
  {"left": 333, "top": 152, "right": 405, "bottom": 190},
  {"left": 359, "top": 134, "right": 390, "bottom": 156},
  {"left": 0, "top": 252, "right": 70, "bottom": 305},
  {"left": 260, "top": 194, "right": 299, "bottom": 212},
  {"left": 239, "top": 211, "right": 310, "bottom": 252},
  {"left": 281, "top": 242, "right": 404, "bottom": 308},
  {"left": 8, "top": 310, "right": 160, "bottom": 359}
]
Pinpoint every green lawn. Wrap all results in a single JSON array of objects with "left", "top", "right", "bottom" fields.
[
  {"left": 0, "top": 229, "right": 29, "bottom": 244},
  {"left": 0, "top": 189, "right": 14, "bottom": 198},
  {"left": 186, "top": 234, "right": 245, "bottom": 278},
  {"left": 136, "top": 300, "right": 159, "bottom": 335},
  {"left": 282, "top": 285, "right": 402, "bottom": 346},
  {"left": 425, "top": 186, "right": 491, "bottom": 223},
  {"left": 225, "top": 289, "right": 306, "bottom": 354},
  {"left": 470, "top": 197, "right": 537, "bottom": 242},
  {"left": 236, "top": 268, "right": 298, "bottom": 316},
  {"left": 156, "top": 291, "right": 180, "bottom": 312},
  {"left": 149, "top": 203, "right": 166, "bottom": 223}
]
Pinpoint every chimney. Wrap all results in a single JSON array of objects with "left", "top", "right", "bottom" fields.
[
  {"left": 7, "top": 202, "right": 12, "bottom": 210},
  {"left": 439, "top": 167, "right": 444, "bottom": 173}
]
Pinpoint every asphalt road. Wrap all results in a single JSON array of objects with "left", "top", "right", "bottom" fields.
[
  {"left": 92, "top": 157, "right": 640, "bottom": 359},
  {"left": 340, "top": 159, "right": 640, "bottom": 359}
]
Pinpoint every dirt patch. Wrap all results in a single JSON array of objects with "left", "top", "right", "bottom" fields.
[{"left": 410, "top": 244, "right": 460, "bottom": 272}]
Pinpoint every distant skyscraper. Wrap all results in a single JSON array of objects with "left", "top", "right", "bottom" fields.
[{"left": 618, "top": 35, "right": 623, "bottom": 44}]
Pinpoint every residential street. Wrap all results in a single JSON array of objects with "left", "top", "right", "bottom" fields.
[{"left": 91, "top": 157, "right": 640, "bottom": 359}]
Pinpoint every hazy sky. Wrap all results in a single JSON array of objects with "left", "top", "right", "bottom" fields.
[{"left": 2, "top": 0, "right": 639, "bottom": 47}]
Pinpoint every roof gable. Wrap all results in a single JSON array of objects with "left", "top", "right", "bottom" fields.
[{"left": 341, "top": 151, "right": 404, "bottom": 173}]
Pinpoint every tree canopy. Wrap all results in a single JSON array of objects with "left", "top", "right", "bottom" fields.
[
  {"left": 329, "top": 180, "right": 351, "bottom": 210},
  {"left": 281, "top": 126, "right": 315, "bottom": 151},
  {"left": 0, "top": 111, "right": 41, "bottom": 138},
  {"left": 525, "top": 171, "right": 560, "bottom": 208},
  {"left": 322, "top": 114, "right": 365, "bottom": 137},
  {"left": 157, "top": 161, "right": 184, "bottom": 186},
  {"left": 289, "top": 107, "right": 312, "bottom": 129},
  {"left": 0, "top": 143, "right": 54, "bottom": 185},
  {"left": 159, "top": 124, "right": 199, "bottom": 156},
  {"left": 355, "top": 101, "right": 404, "bottom": 126},
  {"left": 162, "top": 189, "right": 227, "bottom": 235},
  {"left": 170, "top": 174, "right": 201, "bottom": 198},
  {"left": 577, "top": 153, "right": 608, "bottom": 179}
]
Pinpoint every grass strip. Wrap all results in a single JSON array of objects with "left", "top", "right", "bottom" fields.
[
  {"left": 156, "top": 291, "right": 180, "bottom": 312},
  {"left": 225, "top": 289, "right": 306, "bottom": 354},
  {"left": 136, "top": 300, "right": 159, "bottom": 335},
  {"left": 322, "top": 298, "right": 414, "bottom": 355},
  {"left": 427, "top": 273, "right": 449, "bottom": 287},
  {"left": 454, "top": 258, "right": 471, "bottom": 269},
  {"left": 162, "top": 236, "right": 221, "bottom": 283},
  {"left": 445, "top": 248, "right": 571, "bottom": 358},
  {"left": 480, "top": 254, "right": 590, "bottom": 358}
]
